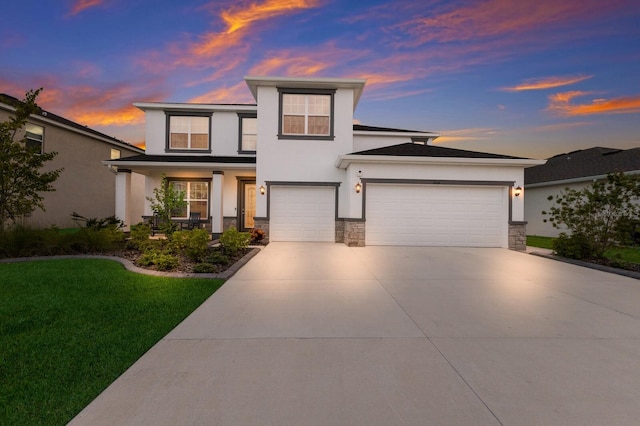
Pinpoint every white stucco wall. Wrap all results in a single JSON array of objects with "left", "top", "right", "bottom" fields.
[
  {"left": 141, "top": 108, "right": 256, "bottom": 157},
  {"left": 255, "top": 86, "right": 354, "bottom": 217},
  {"left": 344, "top": 162, "right": 525, "bottom": 221},
  {"left": 352, "top": 134, "right": 417, "bottom": 152}
]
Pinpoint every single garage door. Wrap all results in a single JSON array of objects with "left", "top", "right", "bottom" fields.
[
  {"left": 270, "top": 186, "right": 336, "bottom": 242},
  {"left": 366, "top": 184, "right": 505, "bottom": 247}
]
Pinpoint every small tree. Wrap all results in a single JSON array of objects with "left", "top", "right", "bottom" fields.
[
  {"left": 0, "top": 89, "right": 63, "bottom": 230},
  {"left": 543, "top": 172, "right": 640, "bottom": 258},
  {"left": 146, "top": 174, "right": 187, "bottom": 235}
]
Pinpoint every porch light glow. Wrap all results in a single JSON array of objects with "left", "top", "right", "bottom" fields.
[
  {"left": 355, "top": 182, "right": 362, "bottom": 193},
  {"left": 260, "top": 185, "right": 266, "bottom": 195},
  {"left": 514, "top": 186, "right": 522, "bottom": 197}
]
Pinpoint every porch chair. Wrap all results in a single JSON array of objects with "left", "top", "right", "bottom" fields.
[{"left": 186, "top": 211, "right": 202, "bottom": 230}]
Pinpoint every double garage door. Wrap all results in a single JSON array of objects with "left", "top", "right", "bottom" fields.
[
  {"left": 366, "top": 184, "right": 506, "bottom": 247},
  {"left": 269, "top": 184, "right": 506, "bottom": 247}
]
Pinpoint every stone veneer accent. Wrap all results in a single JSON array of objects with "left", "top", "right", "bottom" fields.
[
  {"left": 344, "top": 220, "right": 365, "bottom": 247},
  {"left": 253, "top": 217, "right": 270, "bottom": 243},
  {"left": 509, "top": 222, "right": 527, "bottom": 251},
  {"left": 223, "top": 216, "right": 237, "bottom": 231},
  {"left": 335, "top": 219, "right": 345, "bottom": 243}
]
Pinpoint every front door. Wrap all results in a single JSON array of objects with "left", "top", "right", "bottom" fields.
[{"left": 238, "top": 180, "right": 256, "bottom": 231}]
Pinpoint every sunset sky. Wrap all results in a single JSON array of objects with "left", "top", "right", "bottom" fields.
[{"left": 1, "top": 0, "right": 638, "bottom": 158}]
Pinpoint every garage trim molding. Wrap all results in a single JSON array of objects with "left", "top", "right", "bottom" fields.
[
  {"left": 265, "top": 181, "right": 341, "bottom": 219},
  {"left": 360, "top": 178, "right": 515, "bottom": 221}
]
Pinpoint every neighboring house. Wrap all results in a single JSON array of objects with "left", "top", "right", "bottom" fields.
[
  {"left": 525, "top": 147, "right": 640, "bottom": 237},
  {"left": 105, "top": 76, "right": 544, "bottom": 250},
  {"left": 0, "top": 93, "right": 145, "bottom": 228}
]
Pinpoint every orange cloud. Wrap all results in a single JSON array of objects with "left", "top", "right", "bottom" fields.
[
  {"left": 502, "top": 75, "right": 592, "bottom": 92},
  {"left": 177, "top": 0, "right": 320, "bottom": 66},
  {"left": 434, "top": 128, "right": 499, "bottom": 144},
  {"left": 68, "top": 0, "right": 103, "bottom": 16},
  {"left": 249, "top": 55, "right": 330, "bottom": 76},
  {"left": 69, "top": 105, "right": 144, "bottom": 127},
  {"left": 548, "top": 91, "right": 640, "bottom": 116},
  {"left": 188, "top": 81, "right": 254, "bottom": 104}
]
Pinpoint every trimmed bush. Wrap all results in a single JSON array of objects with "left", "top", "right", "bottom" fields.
[
  {"left": 552, "top": 233, "right": 595, "bottom": 260},
  {"left": 220, "top": 227, "right": 250, "bottom": 256}
]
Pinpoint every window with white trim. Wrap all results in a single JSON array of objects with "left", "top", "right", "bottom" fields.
[
  {"left": 167, "top": 115, "right": 210, "bottom": 151},
  {"left": 25, "top": 123, "right": 44, "bottom": 153},
  {"left": 170, "top": 180, "right": 209, "bottom": 219},
  {"left": 279, "top": 90, "right": 334, "bottom": 139}
]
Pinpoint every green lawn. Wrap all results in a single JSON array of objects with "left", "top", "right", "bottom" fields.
[
  {"left": 0, "top": 259, "right": 223, "bottom": 425},
  {"left": 527, "top": 235, "right": 640, "bottom": 263}
]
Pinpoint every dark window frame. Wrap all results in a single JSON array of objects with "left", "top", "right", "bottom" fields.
[
  {"left": 277, "top": 88, "right": 335, "bottom": 141},
  {"left": 167, "top": 177, "right": 212, "bottom": 220},
  {"left": 237, "top": 113, "right": 257, "bottom": 154},
  {"left": 164, "top": 111, "right": 213, "bottom": 153},
  {"left": 25, "top": 122, "right": 44, "bottom": 154}
]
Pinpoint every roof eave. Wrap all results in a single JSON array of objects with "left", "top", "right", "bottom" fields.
[
  {"left": 526, "top": 169, "right": 640, "bottom": 188},
  {"left": 133, "top": 102, "right": 257, "bottom": 113},
  {"left": 336, "top": 154, "right": 546, "bottom": 169},
  {"left": 353, "top": 130, "right": 441, "bottom": 138},
  {"left": 244, "top": 76, "right": 367, "bottom": 111},
  {"left": 102, "top": 160, "right": 256, "bottom": 170}
]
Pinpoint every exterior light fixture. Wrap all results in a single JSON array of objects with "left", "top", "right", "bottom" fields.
[
  {"left": 355, "top": 182, "right": 362, "bottom": 193},
  {"left": 514, "top": 186, "right": 522, "bottom": 197},
  {"left": 260, "top": 185, "right": 266, "bottom": 195}
]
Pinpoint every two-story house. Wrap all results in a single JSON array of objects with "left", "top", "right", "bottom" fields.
[
  {"left": 106, "top": 76, "right": 544, "bottom": 250},
  {"left": 0, "top": 93, "right": 145, "bottom": 228}
]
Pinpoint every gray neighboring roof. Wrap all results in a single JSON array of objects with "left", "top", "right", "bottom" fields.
[
  {"left": 525, "top": 147, "right": 640, "bottom": 185},
  {"left": 0, "top": 93, "right": 144, "bottom": 154},
  {"left": 109, "top": 154, "right": 256, "bottom": 164},
  {"left": 350, "top": 142, "right": 528, "bottom": 159}
]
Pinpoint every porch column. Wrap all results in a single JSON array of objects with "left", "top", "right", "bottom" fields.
[
  {"left": 115, "top": 169, "right": 131, "bottom": 231},
  {"left": 211, "top": 171, "right": 224, "bottom": 236}
]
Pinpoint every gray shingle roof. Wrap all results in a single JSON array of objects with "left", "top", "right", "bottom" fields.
[
  {"left": 350, "top": 142, "right": 527, "bottom": 159},
  {"left": 353, "top": 124, "right": 431, "bottom": 133},
  {"left": 525, "top": 147, "right": 640, "bottom": 185}
]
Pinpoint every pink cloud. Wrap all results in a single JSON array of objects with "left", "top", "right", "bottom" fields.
[
  {"left": 68, "top": 0, "right": 103, "bottom": 16},
  {"left": 502, "top": 75, "right": 592, "bottom": 92},
  {"left": 547, "top": 91, "right": 640, "bottom": 116}
]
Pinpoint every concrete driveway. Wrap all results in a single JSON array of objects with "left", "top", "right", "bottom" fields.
[{"left": 71, "top": 243, "right": 640, "bottom": 425}]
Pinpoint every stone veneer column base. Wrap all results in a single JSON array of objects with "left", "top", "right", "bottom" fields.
[
  {"left": 509, "top": 222, "right": 527, "bottom": 251},
  {"left": 253, "top": 217, "right": 270, "bottom": 244},
  {"left": 335, "top": 219, "right": 345, "bottom": 243},
  {"left": 344, "top": 220, "right": 365, "bottom": 247},
  {"left": 223, "top": 216, "right": 237, "bottom": 231}
]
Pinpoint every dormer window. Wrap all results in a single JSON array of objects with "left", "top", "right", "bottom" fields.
[
  {"left": 166, "top": 113, "right": 211, "bottom": 152},
  {"left": 278, "top": 88, "right": 335, "bottom": 140}
]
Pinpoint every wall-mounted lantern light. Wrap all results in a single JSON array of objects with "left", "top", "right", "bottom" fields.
[
  {"left": 355, "top": 182, "right": 362, "bottom": 193},
  {"left": 514, "top": 186, "right": 522, "bottom": 197},
  {"left": 260, "top": 185, "right": 266, "bottom": 195}
]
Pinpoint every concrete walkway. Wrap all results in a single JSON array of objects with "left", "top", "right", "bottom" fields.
[{"left": 71, "top": 243, "right": 640, "bottom": 425}]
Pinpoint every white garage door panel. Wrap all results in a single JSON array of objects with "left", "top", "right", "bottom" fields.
[
  {"left": 270, "top": 186, "right": 335, "bottom": 242},
  {"left": 366, "top": 185, "right": 504, "bottom": 247}
]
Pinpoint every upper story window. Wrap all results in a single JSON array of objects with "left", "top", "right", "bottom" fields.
[
  {"left": 238, "top": 113, "right": 257, "bottom": 153},
  {"left": 25, "top": 123, "right": 44, "bottom": 153},
  {"left": 110, "top": 148, "right": 121, "bottom": 159},
  {"left": 278, "top": 89, "right": 335, "bottom": 140},
  {"left": 166, "top": 113, "right": 211, "bottom": 152}
]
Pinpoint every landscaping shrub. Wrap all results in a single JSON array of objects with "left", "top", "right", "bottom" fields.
[
  {"left": 552, "top": 233, "right": 595, "bottom": 260},
  {"left": 169, "top": 229, "right": 210, "bottom": 262},
  {"left": 220, "top": 227, "right": 250, "bottom": 256},
  {"left": 153, "top": 253, "right": 180, "bottom": 271},
  {"left": 206, "top": 250, "right": 230, "bottom": 266},
  {"left": 128, "top": 223, "right": 153, "bottom": 250},
  {"left": 192, "top": 263, "right": 218, "bottom": 273},
  {"left": 250, "top": 227, "right": 265, "bottom": 244}
]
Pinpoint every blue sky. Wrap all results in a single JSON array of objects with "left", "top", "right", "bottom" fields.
[{"left": 1, "top": 0, "right": 639, "bottom": 158}]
